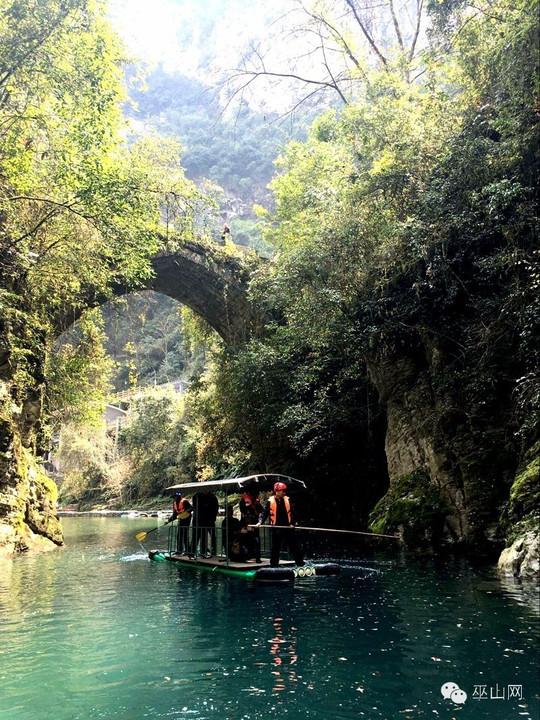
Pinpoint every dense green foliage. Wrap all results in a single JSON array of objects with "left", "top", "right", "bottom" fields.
[
  {"left": 0, "top": 0, "right": 214, "bottom": 547},
  {"left": 118, "top": 390, "right": 192, "bottom": 500},
  {"left": 128, "top": 67, "right": 310, "bottom": 252},
  {"left": 100, "top": 292, "right": 190, "bottom": 391},
  {"left": 48, "top": 310, "right": 114, "bottom": 430},
  {"left": 0, "top": 0, "right": 210, "bottom": 441},
  {"left": 130, "top": 68, "right": 296, "bottom": 200},
  {"left": 169, "top": 0, "right": 538, "bottom": 545},
  {"left": 1, "top": 0, "right": 537, "bottom": 559}
]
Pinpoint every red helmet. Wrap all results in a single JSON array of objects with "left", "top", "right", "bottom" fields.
[{"left": 274, "top": 482, "right": 287, "bottom": 492}]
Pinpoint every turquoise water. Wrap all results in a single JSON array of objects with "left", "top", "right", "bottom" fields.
[{"left": 0, "top": 518, "right": 538, "bottom": 720}]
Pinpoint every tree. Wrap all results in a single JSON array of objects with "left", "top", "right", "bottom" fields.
[
  {"left": 189, "top": 0, "right": 539, "bottom": 543},
  {"left": 119, "top": 390, "right": 192, "bottom": 498},
  {"left": 0, "top": 0, "right": 210, "bottom": 425},
  {"left": 222, "top": 0, "right": 428, "bottom": 116},
  {"left": 0, "top": 0, "right": 213, "bottom": 551}
]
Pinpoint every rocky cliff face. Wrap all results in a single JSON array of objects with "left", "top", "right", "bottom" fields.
[
  {"left": 0, "top": 435, "right": 63, "bottom": 556},
  {"left": 0, "top": 328, "right": 64, "bottom": 556},
  {"left": 368, "top": 351, "right": 469, "bottom": 547},
  {"left": 0, "top": 418, "right": 63, "bottom": 556},
  {"left": 367, "top": 332, "right": 539, "bottom": 577}
]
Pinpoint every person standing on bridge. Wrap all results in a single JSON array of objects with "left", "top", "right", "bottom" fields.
[
  {"left": 220, "top": 223, "right": 235, "bottom": 251},
  {"left": 257, "top": 482, "right": 304, "bottom": 568}
]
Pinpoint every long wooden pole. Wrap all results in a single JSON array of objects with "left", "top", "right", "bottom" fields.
[{"left": 250, "top": 524, "right": 399, "bottom": 540}]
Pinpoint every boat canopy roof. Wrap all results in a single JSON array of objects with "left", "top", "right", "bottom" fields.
[{"left": 165, "top": 474, "right": 307, "bottom": 495}]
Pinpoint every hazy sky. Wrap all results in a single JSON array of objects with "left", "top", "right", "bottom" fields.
[
  {"left": 108, "top": 0, "right": 428, "bottom": 114},
  {"left": 109, "top": 0, "right": 287, "bottom": 76},
  {"left": 109, "top": 0, "right": 310, "bottom": 113}
]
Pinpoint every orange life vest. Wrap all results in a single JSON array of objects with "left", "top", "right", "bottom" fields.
[
  {"left": 269, "top": 495, "right": 292, "bottom": 525},
  {"left": 174, "top": 497, "right": 188, "bottom": 515}
]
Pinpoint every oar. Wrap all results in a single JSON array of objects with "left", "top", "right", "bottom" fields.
[
  {"left": 136, "top": 510, "right": 191, "bottom": 541},
  {"left": 250, "top": 524, "right": 399, "bottom": 539},
  {"left": 135, "top": 526, "right": 160, "bottom": 542}
]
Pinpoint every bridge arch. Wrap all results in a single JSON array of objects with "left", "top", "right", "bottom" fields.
[
  {"left": 141, "top": 240, "right": 259, "bottom": 344},
  {"left": 55, "top": 239, "right": 264, "bottom": 344}
]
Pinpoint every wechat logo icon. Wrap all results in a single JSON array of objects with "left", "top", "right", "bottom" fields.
[{"left": 441, "top": 682, "right": 467, "bottom": 704}]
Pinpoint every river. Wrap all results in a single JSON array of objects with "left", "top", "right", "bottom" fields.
[{"left": 0, "top": 518, "right": 538, "bottom": 720}]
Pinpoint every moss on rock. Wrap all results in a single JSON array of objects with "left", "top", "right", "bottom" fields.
[
  {"left": 0, "top": 398, "right": 63, "bottom": 555},
  {"left": 369, "top": 468, "right": 449, "bottom": 548},
  {"left": 502, "top": 442, "right": 540, "bottom": 544}
]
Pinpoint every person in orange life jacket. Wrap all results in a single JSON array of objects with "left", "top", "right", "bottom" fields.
[
  {"left": 164, "top": 492, "right": 192, "bottom": 554},
  {"left": 240, "top": 491, "right": 263, "bottom": 563},
  {"left": 257, "top": 482, "right": 304, "bottom": 567}
]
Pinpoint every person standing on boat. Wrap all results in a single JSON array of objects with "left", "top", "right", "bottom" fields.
[
  {"left": 240, "top": 491, "right": 263, "bottom": 563},
  {"left": 164, "top": 492, "right": 192, "bottom": 554},
  {"left": 206, "top": 492, "right": 219, "bottom": 556},
  {"left": 192, "top": 490, "right": 219, "bottom": 556},
  {"left": 257, "top": 482, "right": 304, "bottom": 567}
]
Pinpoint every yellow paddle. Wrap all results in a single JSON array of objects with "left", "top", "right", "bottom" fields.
[
  {"left": 135, "top": 511, "right": 191, "bottom": 542},
  {"left": 135, "top": 527, "right": 159, "bottom": 542}
]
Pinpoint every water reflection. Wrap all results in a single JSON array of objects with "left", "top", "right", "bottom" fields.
[{"left": 268, "top": 616, "right": 298, "bottom": 696}]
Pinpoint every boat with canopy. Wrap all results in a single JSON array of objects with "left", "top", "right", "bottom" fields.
[{"left": 141, "top": 474, "right": 341, "bottom": 582}]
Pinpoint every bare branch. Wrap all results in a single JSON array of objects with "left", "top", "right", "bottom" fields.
[
  {"left": 389, "top": 0, "right": 406, "bottom": 51},
  {"left": 13, "top": 207, "right": 61, "bottom": 245},
  {"left": 320, "top": 41, "right": 349, "bottom": 104},
  {"left": 343, "top": 0, "right": 388, "bottom": 67},
  {"left": 227, "top": 68, "right": 349, "bottom": 104},
  {"left": 408, "top": 0, "right": 424, "bottom": 61},
  {"left": 300, "top": 1, "right": 364, "bottom": 73}
]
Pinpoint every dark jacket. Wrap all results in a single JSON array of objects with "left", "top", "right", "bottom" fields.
[
  {"left": 239, "top": 496, "right": 263, "bottom": 528},
  {"left": 192, "top": 492, "right": 219, "bottom": 525}
]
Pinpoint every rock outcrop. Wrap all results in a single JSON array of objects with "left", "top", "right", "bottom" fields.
[
  {"left": 0, "top": 427, "right": 63, "bottom": 556},
  {"left": 366, "top": 331, "right": 527, "bottom": 554},
  {"left": 1, "top": 333, "right": 64, "bottom": 556},
  {"left": 367, "top": 344, "right": 470, "bottom": 546},
  {"left": 498, "top": 533, "right": 540, "bottom": 581}
]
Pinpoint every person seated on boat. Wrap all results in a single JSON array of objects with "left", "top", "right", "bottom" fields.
[
  {"left": 257, "top": 482, "right": 304, "bottom": 568},
  {"left": 221, "top": 506, "right": 248, "bottom": 561},
  {"left": 192, "top": 490, "right": 219, "bottom": 556},
  {"left": 164, "top": 492, "right": 192, "bottom": 554},
  {"left": 239, "top": 491, "right": 263, "bottom": 563}
]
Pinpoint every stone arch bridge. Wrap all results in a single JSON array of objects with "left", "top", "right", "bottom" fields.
[
  {"left": 144, "top": 240, "right": 261, "bottom": 343},
  {"left": 61, "top": 239, "right": 265, "bottom": 344}
]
